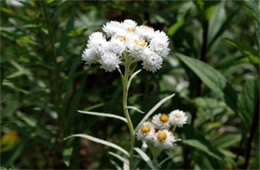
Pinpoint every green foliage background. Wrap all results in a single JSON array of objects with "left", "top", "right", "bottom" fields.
[{"left": 0, "top": 0, "right": 259, "bottom": 169}]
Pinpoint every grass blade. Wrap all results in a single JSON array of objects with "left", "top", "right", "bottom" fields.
[
  {"left": 134, "top": 147, "right": 156, "bottom": 170},
  {"left": 78, "top": 110, "right": 127, "bottom": 123},
  {"left": 127, "top": 106, "right": 144, "bottom": 114},
  {"left": 127, "top": 69, "right": 141, "bottom": 90},
  {"left": 64, "top": 134, "right": 129, "bottom": 157},
  {"left": 109, "top": 151, "right": 129, "bottom": 165}
]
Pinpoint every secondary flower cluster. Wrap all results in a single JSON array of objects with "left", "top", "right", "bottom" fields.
[
  {"left": 82, "top": 19, "right": 170, "bottom": 72},
  {"left": 137, "top": 110, "right": 187, "bottom": 149}
]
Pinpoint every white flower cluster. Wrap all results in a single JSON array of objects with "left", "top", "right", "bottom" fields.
[
  {"left": 82, "top": 19, "right": 170, "bottom": 72},
  {"left": 137, "top": 110, "right": 187, "bottom": 149}
]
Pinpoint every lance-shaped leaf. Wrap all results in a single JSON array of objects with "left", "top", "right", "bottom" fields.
[
  {"left": 109, "top": 152, "right": 129, "bottom": 165},
  {"left": 127, "top": 69, "right": 141, "bottom": 90},
  {"left": 110, "top": 160, "right": 122, "bottom": 170},
  {"left": 127, "top": 106, "right": 144, "bottom": 114},
  {"left": 64, "top": 134, "right": 129, "bottom": 157},
  {"left": 134, "top": 147, "right": 156, "bottom": 170},
  {"left": 135, "top": 93, "right": 175, "bottom": 131},
  {"left": 182, "top": 139, "right": 224, "bottom": 161},
  {"left": 78, "top": 110, "right": 127, "bottom": 123},
  {"left": 177, "top": 53, "right": 237, "bottom": 112}
]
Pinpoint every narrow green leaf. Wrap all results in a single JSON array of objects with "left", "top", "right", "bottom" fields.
[
  {"left": 225, "top": 38, "right": 259, "bottom": 65},
  {"left": 135, "top": 93, "right": 175, "bottom": 132},
  {"left": 208, "top": 9, "right": 239, "bottom": 49},
  {"left": 159, "top": 156, "right": 172, "bottom": 167},
  {"left": 237, "top": 79, "right": 259, "bottom": 130},
  {"left": 182, "top": 139, "right": 224, "bottom": 161},
  {"left": 243, "top": 0, "right": 260, "bottom": 23},
  {"left": 127, "top": 106, "right": 144, "bottom": 114},
  {"left": 108, "top": 152, "right": 129, "bottom": 165},
  {"left": 167, "top": 18, "right": 184, "bottom": 36},
  {"left": 78, "top": 110, "right": 127, "bottom": 123},
  {"left": 110, "top": 160, "right": 122, "bottom": 170},
  {"left": 67, "top": 28, "right": 87, "bottom": 37},
  {"left": 177, "top": 53, "right": 237, "bottom": 112},
  {"left": 213, "top": 134, "right": 241, "bottom": 148},
  {"left": 64, "top": 134, "right": 129, "bottom": 157},
  {"left": 208, "top": 2, "right": 225, "bottom": 43},
  {"left": 127, "top": 69, "right": 141, "bottom": 91},
  {"left": 63, "top": 147, "right": 73, "bottom": 167},
  {"left": 134, "top": 147, "right": 156, "bottom": 170}
]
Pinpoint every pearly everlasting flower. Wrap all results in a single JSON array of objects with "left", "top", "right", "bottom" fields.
[
  {"left": 149, "top": 31, "right": 170, "bottom": 57},
  {"left": 137, "top": 122, "right": 155, "bottom": 142},
  {"left": 152, "top": 113, "right": 171, "bottom": 129},
  {"left": 169, "top": 110, "right": 188, "bottom": 127},
  {"left": 127, "top": 38, "right": 147, "bottom": 61},
  {"left": 122, "top": 19, "right": 137, "bottom": 28},
  {"left": 153, "top": 130, "right": 178, "bottom": 149},
  {"left": 100, "top": 52, "right": 121, "bottom": 72},
  {"left": 103, "top": 21, "right": 123, "bottom": 37},
  {"left": 142, "top": 49, "right": 163, "bottom": 72},
  {"left": 87, "top": 32, "right": 108, "bottom": 54},
  {"left": 108, "top": 37, "right": 126, "bottom": 56},
  {"left": 82, "top": 48, "right": 98, "bottom": 65},
  {"left": 81, "top": 19, "right": 170, "bottom": 72},
  {"left": 136, "top": 25, "right": 155, "bottom": 40}
]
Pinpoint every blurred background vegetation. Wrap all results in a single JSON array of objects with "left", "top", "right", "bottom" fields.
[{"left": 0, "top": 0, "right": 259, "bottom": 169}]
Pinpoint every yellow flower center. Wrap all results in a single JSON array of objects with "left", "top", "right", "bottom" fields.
[
  {"left": 127, "top": 27, "right": 136, "bottom": 32},
  {"left": 174, "top": 112, "right": 182, "bottom": 118},
  {"left": 116, "top": 35, "right": 126, "bottom": 41},
  {"left": 159, "top": 114, "right": 169, "bottom": 123},
  {"left": 157, "top": 131, "right": 167, "bottom": 142},
  {"left": 141, "top": 125, "right": 151, "bottom": 133},
  {"left": 135, "top": 39, "right": 147, "bottom": 47}
]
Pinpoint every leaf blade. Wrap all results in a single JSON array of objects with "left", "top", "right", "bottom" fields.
[
  {"left": 177, "top": 53, "right": 237, "bottom": 112},
  {"left": 64, "top": 134, "right": 129, "bottom": 157},
  {"left": 134, "top": 147, "right": 156, "bottom": 170},
  {"left": 78, "top": 110, "right": 127, "bottom": 123}
]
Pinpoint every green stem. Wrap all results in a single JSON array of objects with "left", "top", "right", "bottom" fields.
[
  {"left": 122, "top": 56, "right": 135, "bottom": 169},
  {"left": 41, "top": 2, "right": 64, "bottom": 136}
]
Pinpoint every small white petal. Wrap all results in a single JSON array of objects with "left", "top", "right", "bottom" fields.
[
  {"left": 169, "top": 110, "right": 188, "bottom": 127},
  {"left": 142, "top": 49, "right": 163, "bottom": 72},
  {"left": 82, "top": 48, "right": 98, "bottom": 65},
  {"left": 100, "top": 52, "right": 121, "bottom": 72}
]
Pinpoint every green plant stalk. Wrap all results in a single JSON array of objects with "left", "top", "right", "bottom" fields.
[
  {"left": 42, "top": 2, "right": 64, "bottom": 137},
  {"left": 122, "top": 55, "right": 135, "bottom": 169},
  {"left": 149, "top": 144, "right": 161, "bottom": 169}
]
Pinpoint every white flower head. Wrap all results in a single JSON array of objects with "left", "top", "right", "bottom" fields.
[
  {"left": 87, "top": 32, "right": 108, "bottom": 55},
  {"left": 149, "top": 31, "right": 169, "bottom": 57},
  {"left": 108, "top": 37, "right": 126, "bottom": 56},
  {"left": 137, "top": 121, "right": 155, "bottom": 142},
  {"left": 82, "top": 48, "right": 98, "bottom": 65},
  {"left": 127, "top": 38, "right": 147, "bottom": 61},
  {"left": 152, "top": 113, "right": 170, "bottom": 129},
  {"left": 82, "top": 19, "right": 170, "bottom": 73},
  {"left": 103, "top": 21, "right": 123, "bottom": 37},
  {"left": 136, "top": 25, "right": 155, "bottom": 40},
  {"left": 100, "top": 52, "right": 121, "bottom": 72},
  {"left": 169, "top": 110, "right": 188, "bottom": 127},
  {"left": 142, "top": 49, "right": 163, "bottom": 72},
  {"left": 153, "top": 130, "right": 178, "bottom": 149},
  {"left": 122, "top": 19, "right": 137, "bottom": 29}
]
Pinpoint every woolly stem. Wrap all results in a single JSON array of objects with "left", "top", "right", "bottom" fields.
[{"left": 122, "top": 55, "right": 135, "bottom": 169}]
